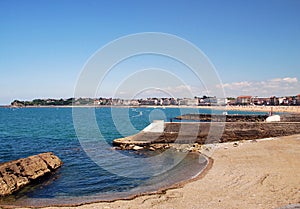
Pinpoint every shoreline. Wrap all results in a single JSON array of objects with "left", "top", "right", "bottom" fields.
[
  {"left": 12, "top": 134, "right": 300, "bottom": 209},
  {"left": 42, "top": 134, "right": 300, "bottom": 209},
  {"left": 0, "top": 154, "right": 212, "bottom": 208},
  {"left": 3, "top": 105, "right": 300, "bottom": 114}
]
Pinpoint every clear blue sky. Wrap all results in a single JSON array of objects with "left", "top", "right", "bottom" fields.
[{"left": 1, "top": 0, "right": 300, "bottom": 104}]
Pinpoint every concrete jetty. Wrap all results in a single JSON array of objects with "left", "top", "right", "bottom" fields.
[{"left": 113, "top": 120, "right": 166, "bottom": 147}]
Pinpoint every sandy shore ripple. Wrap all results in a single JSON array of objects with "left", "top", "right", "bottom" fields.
[{"left": 14, "top": 134, "right": 298, "bottom": 209}]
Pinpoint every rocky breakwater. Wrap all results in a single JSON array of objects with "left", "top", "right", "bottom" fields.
[
  {"left": 176, "top": 113, "right": 300, "bottom": 122},
  {"left": 280, "top": 113, "right": 300, "bottom": 122},
  {"left": 0, "top": 152, "right": 63, "bottom": 196},
  {"left": 113, "top": 120, "right": 300, "bottom": 151},
  {"left": 175, "top": 113, "right": 268, "bottom": 122}
]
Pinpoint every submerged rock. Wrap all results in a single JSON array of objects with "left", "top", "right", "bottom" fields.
[{"left": 0, "top": 152, "right": 63, "bottom": 196}]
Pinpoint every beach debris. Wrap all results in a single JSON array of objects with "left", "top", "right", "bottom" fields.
[
  {"left": 193, "top": 143, "right": 203, "bottom": 152},
  {"left": 0, "top": 152, "right": 63, "bottom": 196},
  {"left": 192, "top": 143, "right": 201, "bottom": 149},
  {"left": 132, "top": 145, "right": 144, "bottom": 151},
  {"left": 149, "top": 147, "right": 156, "bottom": 151},
  {"left": 150, "top": 144, "right": 169, "bottom": 150},
  {"left": 233, "top": 142, "right": 239, "bottom": 147},
  {"left": 110, "top": 146, "right": 121, "bottom": 150},
  {"left": 187, "top": 146, "right": 194, "bottom": 152}
]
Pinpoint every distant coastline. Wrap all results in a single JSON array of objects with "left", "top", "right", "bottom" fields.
[
  {"left": 3, "top": 104, "right": 300, "bottom": 114},
  {"left": 5, "top": 97, "right": 300, "bottom": 113},
  {"left": 9, "top": 94, "right": 300, "bottom": 108}
]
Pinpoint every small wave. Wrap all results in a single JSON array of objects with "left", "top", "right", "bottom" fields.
[{"left": 131, "top": 111, "right": 143, "bottom": 117}]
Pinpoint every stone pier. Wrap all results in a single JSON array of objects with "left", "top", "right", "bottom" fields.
[{"left": 113, "top": 121, "right": 300, "bottom": 147}]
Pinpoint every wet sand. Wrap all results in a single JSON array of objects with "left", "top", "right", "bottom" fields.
[{"left": 29, "top": 134, "right": 300, "bottom": 209}]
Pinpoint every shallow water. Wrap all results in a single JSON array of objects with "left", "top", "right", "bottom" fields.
[{"left": 0, "top": 107, "right": 267, "bottom": 206}]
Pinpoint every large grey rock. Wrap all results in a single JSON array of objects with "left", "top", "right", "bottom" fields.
[{"left": 0, "top": 152, "right": 63, "bottom": 196}]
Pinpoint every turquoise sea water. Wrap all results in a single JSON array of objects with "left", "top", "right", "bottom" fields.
[{"left": 0, "top": 107, "right": 267, "bottom": 206}]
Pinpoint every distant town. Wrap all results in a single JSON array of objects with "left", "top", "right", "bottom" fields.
[{"left": 10, "top": 94, "right": 300, "bottom": 107}]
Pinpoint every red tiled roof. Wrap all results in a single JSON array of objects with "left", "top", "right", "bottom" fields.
[{"left": 237, "top": 96, "right": 252, "bottom": 98}]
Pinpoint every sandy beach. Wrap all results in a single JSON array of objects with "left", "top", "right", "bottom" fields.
[
  {"left": 5, "top": 105, "right": 300, "bottom": 114},
  {"left": 224, "top": 105, "right": 300, "bottom": 114},
  {"left": 131, "top": 105, "right": 300, "bottom": 114},
  {"left": 189, "top": 105, "right": 300, "bottom": 114},
  {"left": 24, "top": 134, "right": 298, "bottom": 209}
]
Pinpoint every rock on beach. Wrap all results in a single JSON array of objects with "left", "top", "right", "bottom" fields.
[{"left": 0, "top": 152, "right": 63, "bottom": 196}]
